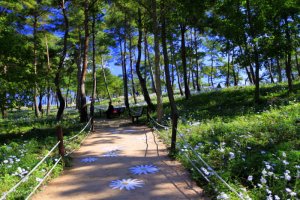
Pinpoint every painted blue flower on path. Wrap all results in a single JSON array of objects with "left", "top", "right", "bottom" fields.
[
  {"left": 130, "top": 165, "right": 159, "bottom": 175},
  {"left": 102, "top": 151, "right": 119, "bottom": 157},
  {"left": 80, "top": 157, "right": 98, "bottom": 163},
  {"left": 109, "top": 179, "right": 144, "bottom": 190}
]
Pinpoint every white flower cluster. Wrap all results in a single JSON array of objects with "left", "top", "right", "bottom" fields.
[
  {"left": 217, "top": 192, "right": 229, "bottom": 200},
  {"left": 1, "top": 155, "right": 21, "bottom": 169},
  {"left": 11, "top": 167, "right": 28, "bottom": 178}
]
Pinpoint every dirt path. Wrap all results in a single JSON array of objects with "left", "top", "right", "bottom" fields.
[{"left": 33, "top": 119, "right": 208, "bottom": 200}]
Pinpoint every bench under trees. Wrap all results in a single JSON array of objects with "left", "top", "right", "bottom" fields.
[{"left": 129, "top": 107, "right": 144, "bottom": 123}]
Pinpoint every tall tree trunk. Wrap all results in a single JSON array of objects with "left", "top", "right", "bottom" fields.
[
  {"left": 1, "top": 66, "right": 7, "bottom": 119},
  {"left": 276, "top": 56, "right": 282, "bottom": 82},
  {"left": 101, "top": 58, "right": 112, "bottom": 102},
  {"left": 90, "top": 12, "right": 96, "bottom": 131},
  {"left": 33, "top": 14, "right": 40, "bottom": 118},
  {"left": 161, "top": 0, "right": 178, "bottom": 154},
  {"left": 120, "top": 38, "right": 129, "bottom": 109},
  {"left": 65, "top": 74, "right": 71, "bottom": 108},
  {"left": 194, "top": 29, "right": 200, "bottom": 91},
  {"left": 245, "top": 66, "right": 253, "bottom": 84},
  {"left": 284, "top": 16, "right": 293, "bottom": 92},
  {"left": 241, "top": 44, "right": 256, "bottom": 84},
  {"left": 145, "top": 32, "right": 156, "bottom": 94},
  {"left": 232, "top": 50, "right": 238, "bottom": 86},
  {"left": 226, "top": 50, "right": 230, "bottom": 87},
  {"left": 136, "top": 6, "right": 155, "bottom": 111},
  {"left": 268, "top": 59, "right": 275, "bottom": 83},
  {"left": 295, "top": 52, "right": 300, "bottom": 77},
  {"left": 55, "top": 0, "right": 68, "bottom": 121},
  {"left": 79, "top": 0, "right": 89, "bottom": 122},
  {"left": 45, "top": 34, "right": 51, "bottom": 115},
  {"left": 46, "top": 88, "right": 51, "bottom": 115},
  {"left": 180, "top": 24, "right": 191, "bottom": 99},
  {"left": 129, "top": 34, "right": 137, "bottom": 104},
  {"left": 246, "top": 0, "right": 260, "bottom": 103},
  {"left": 38, "top": 93, "right": 43, "bottom": 114},
  {"left": 191, "top": 70, "right": 196, "bottom": 90},
  {"left": 171, "top": 60, "right": 175, "bottom": 88},
  {"left": 76, "top": 30, "right": 83, "bottom": 110},
  {"left": 152, "top": 0, "right": 163, "bottom": 122}
]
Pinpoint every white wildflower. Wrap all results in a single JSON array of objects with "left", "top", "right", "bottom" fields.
[
  {"left": 247, "top": 175, "right": 253, "bottom": 181},
  {"left": 217, "top": 192, "right": 229, "bottom": 200},
  {"left": 274, "top": 195, "right": 280, "bottom": 200},
  {"left": 260, "top": 177, "right": 267, "bottom": 184},
  {"left": 290, "top": 192, "right": 296, "bottom": 196},
  {"left": 262, "top": 169, "right": 267, "bottom": 176},
  {"left": 229, "top": 152, "right": 235, "bottom": 160},
  {"left": 286, "top": 188, "right": 292, "bottom": 193},
  {"left": 282, "top": 160, "right": 289, "bottom": 165}
]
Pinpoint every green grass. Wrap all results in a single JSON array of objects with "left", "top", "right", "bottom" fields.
[
  {"left": 156, "top": 82, "right": 300, "bottom": 199},
  {"left": 0, "top": 108, "right": 91, "bottom": 199}
]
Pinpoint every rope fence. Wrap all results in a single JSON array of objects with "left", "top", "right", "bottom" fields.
[
  {"left": 0, "top": 117, "right": 92, "bottom": 200},
  {"left": 148, "top": 116, "right": 245, "bottom": 200}
]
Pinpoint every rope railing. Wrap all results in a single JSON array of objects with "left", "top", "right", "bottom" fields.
[
  {"left": 0, "top": 141, "right": 61, "bottom": 200},
  {"left": 25, "top": 156, "right": 62, "bottom": 200},
  {"left": 66, "top": 118, "right": 92, "bottom": 141},
  {"left": 148, "top": 116, "right": 245, "bottom": 200},
  {"left": 65, "top": 120, "right": 92, "bottom": 157},
  {"left": 1, "top": 117, "right": 93, "bottom": 200}
]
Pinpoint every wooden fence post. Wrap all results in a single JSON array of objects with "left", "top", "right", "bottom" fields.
[{"left": 56, "top": 125, "right": 65, "bottom": 159}]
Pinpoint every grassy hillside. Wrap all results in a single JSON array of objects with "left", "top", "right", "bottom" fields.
[{"left": 157, "top": 82, "right": 300, "bottom": 200}]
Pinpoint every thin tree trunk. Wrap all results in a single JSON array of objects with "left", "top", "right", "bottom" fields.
[
  {"left": 33, "top": 14, "right": 40, "bottom": 118},
  {"left": 161, "top": 0, "right": 178, "bottom": 154},
  {"left": 1, "top": 66, "right": 7, "bottom": 119},
  {"left": 232, "top": 50, "right": 238, "bottom": 86},
  {"left": 152, "top": 0, "right": 163, "bottom": 122},
  {"left": 136, "top": 6, "right": 155, "bottom": 111},
  {"left": 46, "top": 88, "right": 51, "bottom": 115},
  {"left": 268, "top": 59, "right": 275, "bottom": 83},
  {"left": 45, "top": 34, "right": 51, "bottom": 115},
  {"left": 38, "top": 93, "right": 43, "bottom": 114},
  {"left": 226, "top": 49, "right": 230, "bottom": 87},
  {"left": 276, "top": 56, "right": 282, "bottom": 82},
  {"left": 55, "top": 0, "right": 68, "bottom": 121},
  {"left": 246, "top": 0, "right": 260, "bottom": 103},
  {"left": 295, "top": 49, "right": 300, "bottom": 77},
  {"left": 245, "top": 66, "right": 253, "bottom": 84},
  {"left": 145, "top": 32, "right": 156, "bottom": 94},
  {"left": 101, "top": 58, "right": 112, "bottom": 102},
  {"left": 129, "top": 34, "right": 137, "bottom": 104},
  {"left": 120, "top": 38, "right": 129, "bottom": 109},
  {"left": 79, "top": 0, "right": 89, "bottom": 122},
  {"left": 194, "top": 29, "right": 200, "bottom": 91},
  {"left": 180, "top": 24, "right": 191, "bottom": 99},
  {"left": 284, "top": 16, "right": 293, "bottom": 92},
  {"left": 65, "top": 75, "right": 71, "bottom": 108},
  {"left": 76, "top": 30, "right": 82, "bottom": 110},
  {"left": 90, "top": 12, "right": 96, "bottom": 131}
]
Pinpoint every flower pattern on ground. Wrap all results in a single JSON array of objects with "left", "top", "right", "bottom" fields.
[
  {"left": 80, "top": 157, "right": 98, "bottom": 163},
  {"left": 130, "top": 165, "right": 159, "bottom": 175},
  {"left": 109, "top": 179, "right": 144, "bottom": 190},
  {"left": 102, "top": 150, "right": 119, "bottom": 157}
]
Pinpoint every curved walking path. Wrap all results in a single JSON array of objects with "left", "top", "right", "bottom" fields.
[{"left": 33, "top": 119, "right": 208, "bottom": 200}]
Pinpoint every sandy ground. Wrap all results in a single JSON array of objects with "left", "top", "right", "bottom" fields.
[{"left": 32, "top": 118, "right": 209, "bottom": 200}]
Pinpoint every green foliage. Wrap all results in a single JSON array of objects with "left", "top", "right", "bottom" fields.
[
  {"left": 0, "top": 108, "right": 92, "bottom": 199},
  {"left": 158, "top": 82, "right": 300, "bottom": 199}
]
